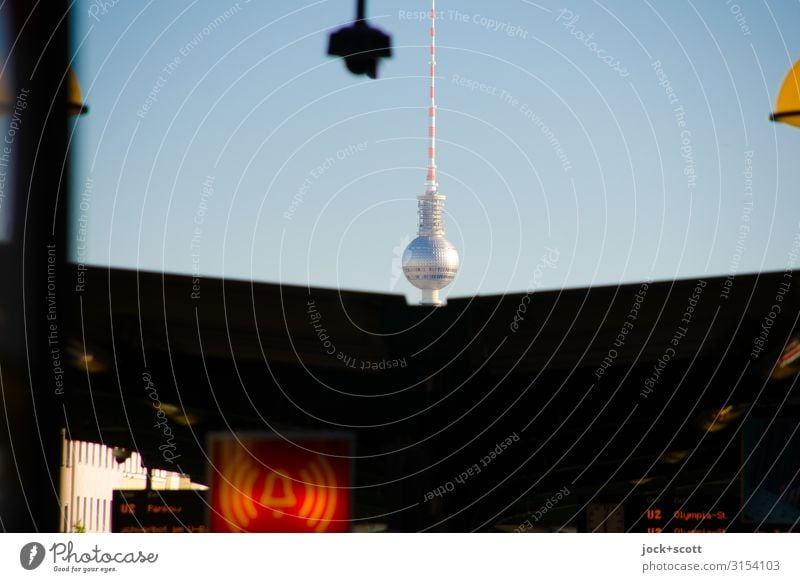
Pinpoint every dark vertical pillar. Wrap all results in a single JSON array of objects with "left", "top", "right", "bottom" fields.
[{"left": 0, "top": 0, "right": 70, "bottom": 532}]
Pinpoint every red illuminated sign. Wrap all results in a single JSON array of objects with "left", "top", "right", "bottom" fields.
[
  {"left": 208, "top": 433, "right": 352, "bottom": 533},
  {"left": 630, "top": 497, "right": 732, "bottom": 533}
]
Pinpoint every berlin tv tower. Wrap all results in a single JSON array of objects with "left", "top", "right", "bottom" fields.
[{"left": 402, "top": 0, "right": 460, "bottom": 306}]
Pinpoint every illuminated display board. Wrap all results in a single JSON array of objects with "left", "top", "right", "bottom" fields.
[
  {"left": 112, "top": 490, "right": 208, "bottom": 533},
  {"left": 628, "top": 497, "right": 732, "bottom": 533},
  {"left": 208, "top": 433, "right": 353, "bottom": 533}
]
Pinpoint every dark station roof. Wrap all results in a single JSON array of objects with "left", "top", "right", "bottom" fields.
[{"left": 64, "top": 267, "right": 800, "bottom": 531}]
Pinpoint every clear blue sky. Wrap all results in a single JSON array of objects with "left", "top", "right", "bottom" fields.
[{"left": 70, "top": 0, "right": 800, "bottom": 301}]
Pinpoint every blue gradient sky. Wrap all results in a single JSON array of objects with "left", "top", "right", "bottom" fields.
[{"left": 71, "top": 0, "right": 800, "bottom": 301}]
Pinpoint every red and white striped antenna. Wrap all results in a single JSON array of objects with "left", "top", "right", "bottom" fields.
[
  {"left": 425, "top": 0, "right": 438, "bottom": 193},
  {"left": 402, "top": 0, "right": 459, "bottom": 306}
]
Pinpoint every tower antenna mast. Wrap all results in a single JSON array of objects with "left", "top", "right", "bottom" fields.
[
  {"left": 426, "top": 0, "right": 437, "bottom": 193},
  {"left": 401, "top": 0, "right": 460, "bottom": 306}
]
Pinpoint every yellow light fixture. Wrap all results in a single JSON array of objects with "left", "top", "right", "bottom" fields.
[
  {"left": 75, "top": 352, "right": 106, "bottom": 374},
  {"left": 159, "top": 403, "right": 202, "bottom": 426},
  {"left": 67, "top": 343, "right": 108, "bottom": 373},
  {"left": 695, "top": 404, "right": 746, "bottom": 433},
  {"left": 661, "top": 450, "right": 689, "bottom": 465},
  {"left": 0, "top": 66, "right": 88, "bottom": 115},
  {"left": 770, "top": 59, "right": 800, "bottom": 127},
  {"left": 66, "top": 67, "right": 89, "bottom": 116},
  {"left": 769, "top": 336, "right": 800, "bottom": 380}
]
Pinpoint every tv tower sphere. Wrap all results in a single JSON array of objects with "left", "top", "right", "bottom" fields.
[
  {"left": 402, "top": 0, "right": 459, "bottom": 306},
  {"left": 402, "top": 195, "right": 460, "bottom": 306}
]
